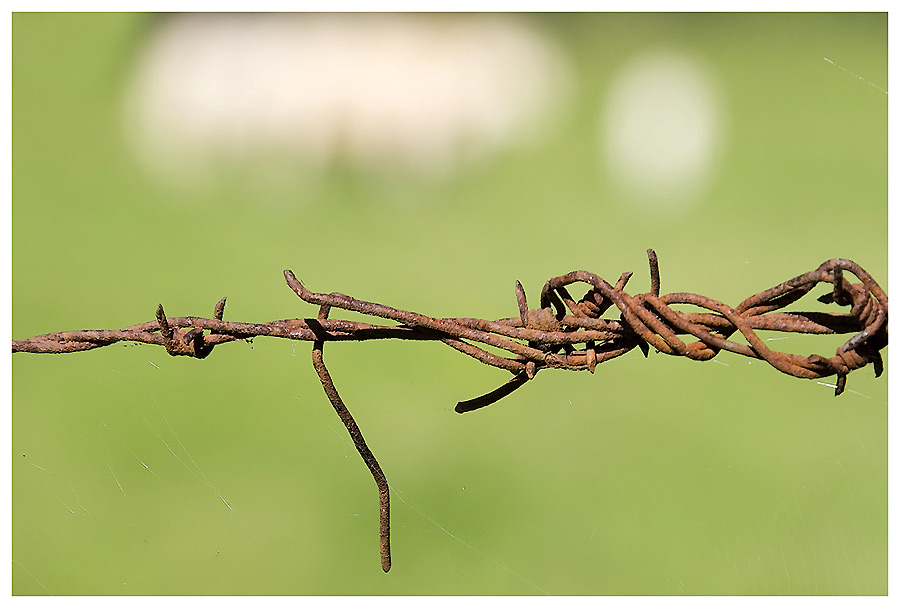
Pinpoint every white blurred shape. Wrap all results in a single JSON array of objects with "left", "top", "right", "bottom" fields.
[
  {"left": 601, "top": 50, "right": 726, "bottom": 211},
  {"left": 123, "top": 14, "right": 571, "bottom": 186}
]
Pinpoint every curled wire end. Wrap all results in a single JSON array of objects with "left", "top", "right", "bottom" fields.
[
  {"left": 284, "top": 269, "right": 302, "bottom": 293},
  {"left": 615, "top": 271, "right": 634, "bottom": 291},
  {"left": 284, "top": 269, "right": 315, "bottom": 303},
  {"left": 455, "top": 371, "right": 531, "bottom": 413}
]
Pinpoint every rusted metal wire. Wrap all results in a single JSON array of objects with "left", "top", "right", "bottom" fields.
[{"left": 12, "top": 250, "right": 888, "bottom": 571}]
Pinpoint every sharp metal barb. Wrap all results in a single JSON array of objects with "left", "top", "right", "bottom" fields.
[{"left": 647, "top": 248, "right": 660, "bottom": 297}]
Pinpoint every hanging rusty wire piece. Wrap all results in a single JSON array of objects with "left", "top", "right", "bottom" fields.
[{"left": 12, "top": 251, "right": 888, "bottom": 570}]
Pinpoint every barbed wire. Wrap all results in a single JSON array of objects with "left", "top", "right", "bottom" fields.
[{"left": 12, "top": 250, "right": 888, "bottom": 571}]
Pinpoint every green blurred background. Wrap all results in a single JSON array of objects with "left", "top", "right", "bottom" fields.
[{"left": 12, "top": 13, "right": 886, "bottom": 595}]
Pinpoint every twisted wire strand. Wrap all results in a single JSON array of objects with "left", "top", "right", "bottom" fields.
[
  {"left": 12, "top": 250, "right": 887, "bottom": 571},
  {"left": 13, "top": 251, "right": 887, "bottom": 396}
]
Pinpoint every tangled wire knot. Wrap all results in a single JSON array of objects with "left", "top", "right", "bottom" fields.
[{"left": 12, "top": 250, "right": 888, "bottom": 571}]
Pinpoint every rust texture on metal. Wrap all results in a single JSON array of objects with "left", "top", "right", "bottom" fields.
[{"left": 12, "top": 250, "right": 888, "bottom": 571}]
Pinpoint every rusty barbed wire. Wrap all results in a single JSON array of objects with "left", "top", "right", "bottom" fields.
[{"left": 12, "top": 250, "right": 888, "bottom": 571}]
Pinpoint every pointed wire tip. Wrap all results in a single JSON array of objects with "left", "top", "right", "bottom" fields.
[
  {"left": 514, "top": 280, "right": 528, "bottom": 325},
  {"left": 637, "top": 339, "right": 650, "bottom": 358},
  {"left": 155, "top": 304, "right": 168, "bottom": 329},
  {"left": 214, "top": 297, "right": 227, "bottom": 320},
  {"left": 834, "top": 374, "right": 847, "bottom": 397}
]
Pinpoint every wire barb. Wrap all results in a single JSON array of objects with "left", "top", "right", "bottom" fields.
[{"left": 12, "top": 251, "right": 888, "bottom": 569}]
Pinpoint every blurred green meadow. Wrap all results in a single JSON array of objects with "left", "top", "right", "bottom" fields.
[{"left": 12, "top": 13, "right": 886, "bottom": 595}]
